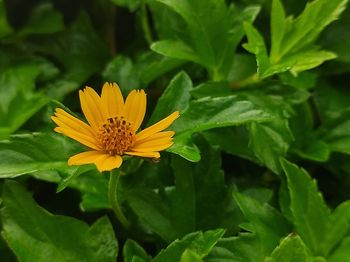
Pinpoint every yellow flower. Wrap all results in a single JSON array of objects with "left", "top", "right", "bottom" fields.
[{"left": 51, "top": 82, "right": 179, "bottom": 172}]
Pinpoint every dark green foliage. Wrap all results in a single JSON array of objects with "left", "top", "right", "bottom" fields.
[{"left": 0, "top": 0, "right": 350, "bottom": 261}]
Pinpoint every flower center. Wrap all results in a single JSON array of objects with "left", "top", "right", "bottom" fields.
[{"left": 97, "top": 116, "right": 135, "bottom": 155}]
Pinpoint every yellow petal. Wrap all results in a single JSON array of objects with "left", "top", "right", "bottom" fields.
[
  {"left": 68, "top": 151, "right": 123, "bottom": 172},
  {"left": 136, "top": 111, "right": 179, "bottom": 141},
  {"left": 68, "top": 151, "right": 106, "bottom": 165},
  {"left": 132, "top": 135, "right": 173, "bottom": 151},
  {"left": 131, "top": 142, "right": 173, "bottom": 152},
  {"left": 52, "top": 108, "right": 95, "bottom": 137},
  {"left": 134, "top": 131, "right": 175, "bottom": 145},
  {"left": 125, "top": 151, "right": 160, "bottom": 158},
  {"left": 79, "top": 87, "right": 106, "bottom": 130},
  {"left": 124, "top": 89, "right": 146, "bottom": 131},
  {"left": 94, "top": 154, "right": 123, "bottom": 171},
  {"left": 101, "top": 82, "right": 124, "bottom": 118},
  {"left": 55, "top": 127, "right": 100, "bottom": 150}
]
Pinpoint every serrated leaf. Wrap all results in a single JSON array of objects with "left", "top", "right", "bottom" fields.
[
  {"left": 123, "top": 239, "right": 150, "bottom": 262},
  {"left": 152, "top": 229, "right": 224, "bottom": 262},
  {"left": 244, "top": 0, "right": 346, "bottom": 77},
  {"left": 264, "top": 50, "right": 337, "bottom": 77},
  {"left": 242, "top": 22, "right": 270, "bottom": 77},
  {"left": 205, "top": 234, "right": 265, "bottom": 262},
  {"left": 233, "top": 192, "right": 290, "bottom": 254},
  {"left": 1, "top": 180, "right": 118, "bottom": 262},
  {"left": 189, "top": 137, "right": 242, "bottom": 234},
  {"left": 248, "top": 120, "right": 293, "bottom": 174},
  {"left": 153, "top": 0, "right": 257, "bottom": 79},
  {"left": 281, "top": 0, "right": 348, "bottom": 56},
  {"left": 266, "top": 234, "right": 313, "bottom": 262},
  {"left": 281, "top": 159, "right": 331, "bottom": 255}
]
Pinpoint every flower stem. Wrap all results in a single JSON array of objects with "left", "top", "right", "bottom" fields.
[{"left": 108, "top": 170, "right": 130, "bottom": 229}]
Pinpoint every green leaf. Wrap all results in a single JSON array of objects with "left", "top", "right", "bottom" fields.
[
  {"left": 28, "top": 12, "right": 110, "bottom": 85},
  {"left": 206, "top": 234, "right": 265, "bottom": 262},
  {"left": 87, "top": 216, "right": 119, "bottom": 261},
  {"left": 281, "top": 159, "right": 331, "bottom": 255},
  {"left": 180, "top": 249, "right": 203, "bottom": 262},
  {"left": 153, "top": 0, "right": 254, "bottom": 79},
  {"left": 279, "top": 71, "right": 317, "bottom": 90},
  {"left": 233, "top": 192, "right": 290, "bottom": 254},
  {"left": 270, "top": 0, "right": 286, "bottom": 63},
  {"left": 102, "top": 55, "right": 140, "bottom": 95},
  {"left": 242, "top": 22, "right": 270, "bottom": 77},
  {"left": 56, "top": 165, "right": 94, "bottom": 193},
  {"left": 204, "top": 126, "right": 257, "bottom": 163},
  {"left": 152, "top": 229, "right": 225, "bottom": 262},
  {"left": 155, "top": 0, "right": 230, "bottom": 67},
  {"left": 323, "top": 200, "right": 350, "bottom": 256},
  {"left": 103, "top": 53, "right": 184, "bottom": 91},
  {"left": 321, "top": 7, "right": 350, "bottom": 64},
  {"left": 123, "top": 239, "right": 150, "bottom": 262},
  {"left": 0, "top": 133, "right": 80, "bottom": 178},
  {"left": 151, "top": 40, "right": 201, "bottom": 66},
  {"left": 169, "top": 95, "right": 272, "bottom": 161},
  {"left": 248, "top": 120, "right": 293, "bottom": 174},
  {"left": 169, "top": 155, "right": 195, "bottom": 237},
  {"left": 280, "top": 0, "right": 348, "bottom": 56},
  {"left": 0, "top": 133, "right": 110, "bottom": 211},
  {"left": 149, "top": 71, "right": 192, "bottom": 125},
  {"left": 314, "top": 83, "right": 350, "bottom": 123},
  {"left": 192, "top": 138, "right": 241, "bottom": 235},
  {"left": 322, "top": 115, "right": 350, "bottom": 155},
  {"left": 126, "top": 188, "right": 177, "bottom": 243},
  {"left": 137, "top": 52, "right": 185, "bottom": 86},
  {"left": 0, "top": 132, "right": 109, "bottom": 212},
  {"left": 75, "top": 170, "right": 110, "bottom": 211},
  {"left": 1, "top": 180, "right": 118, "bottom": 262},
  {"left": 328, "top": 237, "right": 350, "bottom": 262},
  {"left": 266, "top": 234, "right": 313, "bottom": 262},
  {"left": 294, "top": 140, "right": 330, "bottom": 162},
  {"left": 19, "top": 3, "right": 64, "bottom": 36},
  {"left": 265, "top": 50, "right": 337, "bottom": 77},
  {"left": 191, "top": 81, "right": 231, "bottom": 99},
  {"left": 0, "top": 63, "right": 50, "bottom": 139},
  {"left": 244, "top": 0, "right": 347, "bottom": 77}
]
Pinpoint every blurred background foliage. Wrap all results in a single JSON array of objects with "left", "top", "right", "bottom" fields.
[{"left": 0, "top": 0, "right": 350, "bottom": 261}]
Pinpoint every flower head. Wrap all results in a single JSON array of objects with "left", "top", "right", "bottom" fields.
[{"left": 51, "top": 83, "right": 179, "bottom": 172}]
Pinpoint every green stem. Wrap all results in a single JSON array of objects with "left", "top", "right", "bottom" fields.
[
  {"left": 230, "top": 73, "right": 260, "bottom": 89},
  {"left": 108, "top": 170, "right": 130, "bottom": 229}
]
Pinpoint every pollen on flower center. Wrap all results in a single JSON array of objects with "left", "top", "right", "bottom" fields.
[{"left": 97, "top": 116, "right": 135, "bottom": 155}]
